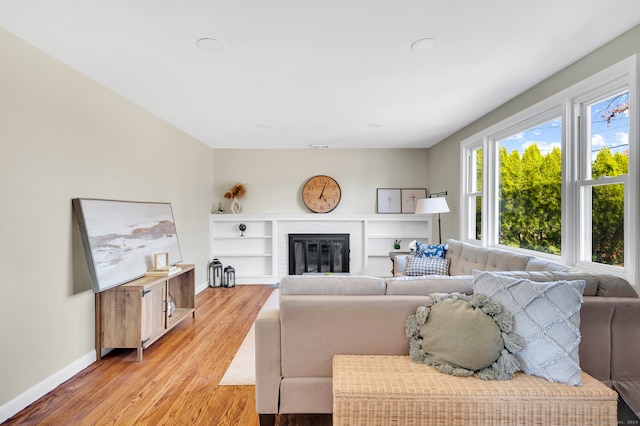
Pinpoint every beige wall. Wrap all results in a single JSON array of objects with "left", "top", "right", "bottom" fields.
[
  {"left": 0, "top": 29, "right": 213, "bottom": 409},
  {"left": 3, "top": 16, "right": 639, "bottom": 419},
  {"left": 213, "top": 149, "right": 429, "bottom": 214},
  {"left": 427, "top": 24, "right": 640, "bottom": 242}
]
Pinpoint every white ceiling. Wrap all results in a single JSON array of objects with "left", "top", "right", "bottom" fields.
[{"left": 2, "top": 1, "right": 640, "bottom": 149}]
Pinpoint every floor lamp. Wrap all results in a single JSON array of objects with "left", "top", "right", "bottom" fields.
[{"left": 415, "top": 192, "right": 450, "bottom": 244}]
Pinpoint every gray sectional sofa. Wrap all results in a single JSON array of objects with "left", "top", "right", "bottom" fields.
[{"left": 255, "top": 239, "right": 640, "bottom": 425}]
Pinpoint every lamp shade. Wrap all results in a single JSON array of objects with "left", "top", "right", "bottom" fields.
[{"left": 415, "top": 197, "right": 450, "bottom": 215}]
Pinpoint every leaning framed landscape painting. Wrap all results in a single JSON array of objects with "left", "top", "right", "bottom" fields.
[{"left": 72, "top": 198, "right": 183, "bottom": 292}]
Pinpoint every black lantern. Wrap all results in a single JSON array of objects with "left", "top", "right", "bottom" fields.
[
  {"left": 208, "top": 258, "right": 223, "bottom": 288},
  {"left": 224, "top": 265, "right": 236, "bottom": 288}
]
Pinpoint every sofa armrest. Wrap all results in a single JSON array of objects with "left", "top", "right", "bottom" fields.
[
  {"left": 391, "top": 253, "right": 409, "bottom": 276},
  {"left": 580, "top": 296, "right": 640, "bottom": 417},
  {"left": 255, "top": 290, "right": 281, "bottom": 415},
  {"left": 610, "top": 297, "right": 640, "bottom": 416}
]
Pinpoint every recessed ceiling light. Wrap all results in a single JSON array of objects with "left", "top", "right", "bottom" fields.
[
  {"left": 196, "top": 38, "right": 226, "bottom": 52},
  {"left": 411, "top": 38, "right": 438, "bottom": 50}
]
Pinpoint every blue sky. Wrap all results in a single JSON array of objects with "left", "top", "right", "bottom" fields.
[{"left": 499, "top": 92, "right": 629, "bottom": 160}]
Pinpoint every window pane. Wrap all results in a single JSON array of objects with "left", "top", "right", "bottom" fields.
[
  {"left": 498, "top": 118, "right": 562, "bottom": 254},
  {"left": 589, "top": 92, "right": 629, "bottom": 179},
  {"left": 474, "top": 195, "right": 482, "bottom": 241},
  {"left": 591, "top": 183, "right": 624, "bottom": 266},
  {"left": 585, "top": 91, "right": 628, "bottom": 266},
  {"left": 473, "top": 148, "right": 483, "bottom": 192}
]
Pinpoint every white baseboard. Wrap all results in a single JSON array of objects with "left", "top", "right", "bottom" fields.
[
  {"left": 0, "top": 350, "right": 96, "bottom": 423},
  {"left": 1, "top": 280, "right": 210, "bottom": 423},
  {"left": 196, "top": 280, "right": 208, "bottom": 294}
]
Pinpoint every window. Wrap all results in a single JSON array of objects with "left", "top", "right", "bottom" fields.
[
  {"left": 461, "top": 56, "right": 637, "bottom": 282},
  {"left": 496, "top": 117, "right": 562, "bottom": 255},
  {"left": 464, "top": 144, "right": 483, "bottom": 241},
  {"left": 578, "top": 90, "right": 629, "bottom": 267}
]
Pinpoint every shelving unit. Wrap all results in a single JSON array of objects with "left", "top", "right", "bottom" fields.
[
  {"left": 210, "top": 217, "right": 277, "bottom": 284},
  {"left": 95, "top": 264, "right": 195, "bottom": 361},
  {"left": 211, "top": 214, "right": 432, "bottom": 281},
  {"left": 364, "top": 216, "right": 431, "bottom": 277}
]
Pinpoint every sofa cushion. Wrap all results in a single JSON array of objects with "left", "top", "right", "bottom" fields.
[
  {"left": 595, "top": 274, "right": 639, "bottom": 298},
  {"left": 405, "top": 257, "right": 450, "bottom": 276},
  {"left": 525, "top": 258, "right": 570, "bottom": 272},
  {"left": 385, "top": 276, "right": 474, "bottom": 295},
  {"left": 473, "top": 272, "right": 586, "bottom": 386},
  {"left": 444, "top": 239, "right": 531, "bottom": 276},
  {"left": 444, "top": 239, "right": 464, "bottom": 275},
  {"left": 450, "top": 243, "right": 490, "bottom": 275},
  {"left": 279, "top": 275, "right": 386, "bottom": 295},
  {"left": 476, "top": 270, "right": 599, "bottom": 297}
]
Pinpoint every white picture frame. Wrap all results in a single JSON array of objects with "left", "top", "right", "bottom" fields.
[{"left": 377, "top": 188, "right": 402, "bottom": 214}]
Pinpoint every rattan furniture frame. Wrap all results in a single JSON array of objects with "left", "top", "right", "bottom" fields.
[{"left": 333, "top": 355, "right": 617, "bottom": 426}]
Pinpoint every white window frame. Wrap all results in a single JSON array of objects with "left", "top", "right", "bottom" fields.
[
  {"left": 462, "top": 140, "right": 483, "bottom": 243},
  {"left": 460, "top": 55, "right": 638, "bottom": 285}
]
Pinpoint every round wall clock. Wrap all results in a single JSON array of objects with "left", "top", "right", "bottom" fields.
[{"left": 302, "top": 175, "right": 342, "bottom": 213}]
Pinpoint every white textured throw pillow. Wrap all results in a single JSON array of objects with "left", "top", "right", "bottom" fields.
[
  {"left": 472, "top": 271, "right": 586, "bottom": 386},
  {"left": 405, "top": 257, "right": 450, "bottom": 276}
]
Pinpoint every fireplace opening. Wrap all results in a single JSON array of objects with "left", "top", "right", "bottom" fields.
[{"left": 288, "top": 233, "right": 350, "bottom": 275}]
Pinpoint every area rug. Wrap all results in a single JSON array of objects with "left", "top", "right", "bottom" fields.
[{"left": 219, "top": 323, "right": 256, "bottom": 385}]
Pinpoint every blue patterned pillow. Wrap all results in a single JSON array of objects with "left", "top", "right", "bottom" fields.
[
  {"left": 405, "top": 257, "right": 450, "bottom": 276},
  {"left": 416, "top": 242, "right": 448, "bottom": 258}
]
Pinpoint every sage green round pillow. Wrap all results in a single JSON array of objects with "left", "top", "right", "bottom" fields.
[
  {"left": 405, "top": 293, "right": 525, "bottom": 380},
  {"left": 420, "top": 298, "right": 503, "bottom": 371}
]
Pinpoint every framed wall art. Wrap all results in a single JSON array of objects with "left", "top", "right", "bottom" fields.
[
  {"left": 401, "top": 188, "right": 427, "bottom": 213},
  {"left": 376, "top": 188, "right": 402, "bottom": 214},
  {"left": 72, "top": 198, "right": 183, "bottom": 292}
]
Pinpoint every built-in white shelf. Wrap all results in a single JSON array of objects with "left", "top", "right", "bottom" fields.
[{"left": 210, "top": 214, "right": 432, "bottom": 284}]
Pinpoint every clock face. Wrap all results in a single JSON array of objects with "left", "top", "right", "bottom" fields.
[{"left": 302, "top": 175, "right": 341, "bottom": 213}]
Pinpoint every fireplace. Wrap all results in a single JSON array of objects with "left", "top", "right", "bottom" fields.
[{"left": 288, "top": 234, "right": 350, "bottom": 275}]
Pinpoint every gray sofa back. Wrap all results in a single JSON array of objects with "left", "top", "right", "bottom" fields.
[
  {"left": 444, "top": 239, "right": 568, "bottom": 275},
  {"left": 390, "top": 239, "right": 637, "bottom": 298},
  {"left": 279, "top": 275, "right": 386, "bottom": 295}
]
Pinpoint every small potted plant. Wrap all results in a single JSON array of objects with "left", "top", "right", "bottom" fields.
[{"left": 393, "top": 239, "right": 402, "bottom": 250}]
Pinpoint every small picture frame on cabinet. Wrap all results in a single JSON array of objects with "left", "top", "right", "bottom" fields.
[
  {"left": 401, "top": 188, "right": 427, "bottom": 213},
  {"left": 153, "top": 252, "right": 170, "bottom": 271},
  {"left": 377, "top": 188, "right": 402, "bottom": 214}
]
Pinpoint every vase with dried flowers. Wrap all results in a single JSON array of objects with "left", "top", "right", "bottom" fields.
[{"left": 224, "top": 183, "right": 247, "bottom": 214}]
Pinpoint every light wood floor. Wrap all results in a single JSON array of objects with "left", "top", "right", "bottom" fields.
[{"left": 2, "top": 285, "right": 331, "bottom": 426}]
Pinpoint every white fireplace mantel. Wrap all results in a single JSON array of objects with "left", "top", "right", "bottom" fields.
[{"left": 209, "top": 214, "right": 433, "bottom": 284}]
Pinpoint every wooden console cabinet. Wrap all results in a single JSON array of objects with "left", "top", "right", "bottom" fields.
[{"left": 95, "top": 264, "right": 195, "bottom": 361}]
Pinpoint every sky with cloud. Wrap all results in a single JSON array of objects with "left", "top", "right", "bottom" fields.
[{"left": 499, "top": 92, "right": 629, "bottom": 160}]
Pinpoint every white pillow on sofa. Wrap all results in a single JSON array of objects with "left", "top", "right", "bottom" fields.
[{"left": 472, "top": 271, "right": 586, "bottom": 385}]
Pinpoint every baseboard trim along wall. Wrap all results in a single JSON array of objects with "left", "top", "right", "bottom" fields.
[
  {"left": 0, "top": 280, "right": 209, "bottom": 423},
  {"left": 0, "top": 350, "right": 96, "bottom": 423}
]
